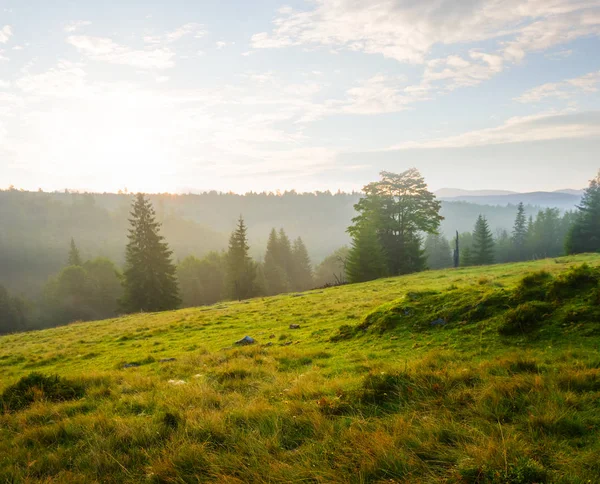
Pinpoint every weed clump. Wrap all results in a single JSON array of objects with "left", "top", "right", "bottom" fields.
[
  {"left": 0, "top": 373, "right": 85, "bottom": 413},
  {"left": 498, "top": 301, "right": 553, "bottom": 336}
]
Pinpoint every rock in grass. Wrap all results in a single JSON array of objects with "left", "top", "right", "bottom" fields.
[
  {"left": 123, "top": 363, "right": 141, "bottom": 368},
  {"left": 168, "top": 379, "right": 186, "bottom": 385},
  {"left": 235, "top": 336, "right": 256, "bottom": 346},
  {"left": 159, "top": 358, "right": 177, "bottom": 363},
  {"left": 430, "top": 318, "right": 447, "bottom": 326},
  {"left": 289, "top": 324, "right": 300, "bottom": 329}
]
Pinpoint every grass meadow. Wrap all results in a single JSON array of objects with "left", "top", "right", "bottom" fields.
[{"left": 1, "top": 254, "right": 600, "bottom": 483}]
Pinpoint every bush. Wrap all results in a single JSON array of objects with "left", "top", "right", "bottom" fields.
[
  {"left": 0, "top": 373, "right": 85, "bottom": 413},
  {"left": 499, "top": 301, "right": 552, "bottom": 336}
]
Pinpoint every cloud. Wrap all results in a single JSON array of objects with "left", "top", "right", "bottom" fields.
[
  {"left": 0, "top": 80, "right": 10, "bottom": 89},
  {"left": 64, "top": 21, "right": 91, "bottom": 33},
  {"left": 143, "top": 23, "right": 206, "bottom": 44},
  {"left": 424, "top": 51, "right": 505, "bottom": 90},
  {"left": 0, "top": 25, "right": 12, "bottom": 44},
  {"left": 216, "top": 41, "right": 234, "bottom": 49},
  {"left": 517, "top": 70, "right": 600, "bottom": 102},
  {"left": 67, "top": 35, "right": 175, "bottom": 69},
  {"left": 385, "top": 111, "right": 600, "bottom": 150},
  {"left": 252, "top": 1, "right": 599, "bottom": 64}
]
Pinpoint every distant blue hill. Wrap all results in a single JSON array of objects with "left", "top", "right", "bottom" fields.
[{"left": 439, "top": 191, "right": 582, "bottom": 210}]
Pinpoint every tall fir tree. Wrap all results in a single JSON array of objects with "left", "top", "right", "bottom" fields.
[
  {"left": 471, "top": 215, "right": 495, "bottom": 266},
  {"left": 121, "top": 193, "right": 180, "bottom": 313},
  {"left": 346, "top": 222, "right": 387, "bottom": 283},
  {"left": 277, "top": 228, "right": 294, "bottom": 279},
  {"left": 290, "top": 237, "right": 314, "bottom": 291},
  {"left": 226, "top": 216, "right": 257, "bottom": 300},
  {"left": 67, "top": 238, "right": 83, "bottom": 266},
  {"left": 263, "top": 228, "right": 289, "bottom": 295},
  {"left": 511, "top": 202, "right": 528, "bottom": 261},
  {"left": 566, "top": 171, "right": 600, "bottom": 254}
]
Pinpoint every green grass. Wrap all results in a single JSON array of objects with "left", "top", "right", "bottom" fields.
[{"left": 1, "top": 254, "right": 600, "bottom": 483}]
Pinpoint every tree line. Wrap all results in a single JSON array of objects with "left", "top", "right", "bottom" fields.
[
  {"left": 2, "top": 170, "right": 598, "bottom": 334},
  {"left": 345, "top": 169, "right": 600, "bottom": 282},
  {"left": 0, "top": 194, "right": 319, "bottom": 333},
  {"left": 0, "top": 187, "right": 563, "bottom": 299}
]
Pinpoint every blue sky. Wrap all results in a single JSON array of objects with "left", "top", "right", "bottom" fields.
[{"left": 1, "top": 0, "right": 599, "bottom": 194}]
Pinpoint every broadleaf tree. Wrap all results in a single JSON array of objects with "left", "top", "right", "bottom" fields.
[{"left": 348, "top": 169, "right": 443, "bottom": 278}]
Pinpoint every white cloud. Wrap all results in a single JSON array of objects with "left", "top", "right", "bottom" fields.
[
  {"left": 0, "top": 80, "right": 10, "bottom": 89},
  {"left": 252, "top": 1, "right": 600, "bottom": 64},
  {"left": 517, "top": 70, "right": 600, "bottom": 102},
  {"left": 0, "top": 25, "right": 12, "bottom": 44},
  {"left": 385, "top": 111, "right": 600, "bottom": 150},
  {"left": 424, "top": 51, "right": 505, "bottom": 90},
  {"left": 67, "top": 35, "right": 175, "bottom": 69},
  {"left": 216, "top": 41, "right": 234, "bottom": 49},
  {"left": 143, "top": 23, "right": 206, "bottom": 44},
  {"left": 64, "top": 21, "right": 91, "bottom": 33}
]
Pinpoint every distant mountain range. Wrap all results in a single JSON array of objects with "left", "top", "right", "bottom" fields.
[{"left": 435, "top": 188, "right": 584, "bottom": 210}]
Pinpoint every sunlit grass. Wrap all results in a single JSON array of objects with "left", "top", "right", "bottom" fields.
[{"left": 1, "top": 254, "right": 600, "bottom": 482}]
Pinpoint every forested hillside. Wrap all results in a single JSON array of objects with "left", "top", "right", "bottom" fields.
[{"left": 0, "top": 188, "right": 552, "bottom": 298}]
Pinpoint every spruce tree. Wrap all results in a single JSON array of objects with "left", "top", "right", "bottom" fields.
[
  {"left": 67, "top": 238, "right": 83, "bottom": 266},
  {"left": 121, "top": 193, "right": 180, "bottom": 313},
  {"left": 277, "top": 228, "right": 294, "bottom": 279},
  {"left": 566, "top": 172, "right": 600, "bottom": 254},
  {"left": 346, "top": 222, "right": 387, "bottom": 283},
  {"left": 511, "top": 202, "right": 528, "bottom": 261},
  {"left": 290, "top": 237, "right": 314, "bottom": 291},
  {"left": 471, "top": 215, "right": 495, "bottom": 265},
  {"left": 263, "top": 228, "right": 289, "bottom": 295},
  {"left": 226, "top": 216, "right": 257, "bottom": 300}
]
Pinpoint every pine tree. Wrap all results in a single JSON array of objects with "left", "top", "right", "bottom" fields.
[
  {"left": 121, "top": 193, "right": 180, "bottom": 313},
  {"left": 263, "top": 228, "right": 289, "bottom": 295},
  {"left": 226, "top": 216, "right": 257, "bottom": 300},
  {"left": 566, "top": 171, "right": 600, "bottom": 254},
  {"left": 290, "top": 237, "right": 313, "bottom": 291},
  {"left": 67, "top": 238, "right": 83, "bottom": 266},
  {"left": 278, "top": 228, "right": 294, "bottom": 279},
  {"left": 511, "top": 202, "right": 528, "bottom": 261},
  {"left": 471, "top": 215, "right": 495, "bottom": 265},
  {"left": 346, "top": 222, "right": 387, "bottom": 283},
  {"left": 424, "top": 233, "right": 453, "bottom": 269}
]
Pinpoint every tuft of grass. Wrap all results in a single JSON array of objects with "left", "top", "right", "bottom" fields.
[
  {"left": 499, "top": 301, "right": 553, "bottom": 336},
  {"left": 0, "top": 372, "right": 85, "bottom": 413}
]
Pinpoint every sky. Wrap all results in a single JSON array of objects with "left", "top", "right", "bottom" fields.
[{"left": 0, "top": 0, "right": 599, "bottom": 194}]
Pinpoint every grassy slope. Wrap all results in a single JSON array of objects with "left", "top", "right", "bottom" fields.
[{"left": 1, "top": 254, "right": 600, "bottom": 483}]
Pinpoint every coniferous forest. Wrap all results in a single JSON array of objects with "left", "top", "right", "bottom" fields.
[{"left": 1, "top": 169, "right": 597, "bottom": 334}]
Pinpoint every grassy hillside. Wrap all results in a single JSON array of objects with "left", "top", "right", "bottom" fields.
[{"left": 1, "top": 255, "right": 600, "bottom": 483}]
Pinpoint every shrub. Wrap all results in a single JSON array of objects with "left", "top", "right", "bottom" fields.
[
  {"left": 499, "top": 301, "right": 553, "bottom": 336},
  {"left": 0, "top": 373, "right": 85, "bottom": 413}
]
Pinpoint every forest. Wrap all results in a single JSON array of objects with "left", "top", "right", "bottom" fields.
[{"left": 0, "top": 169, "right": 596, "bottom": 335}]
